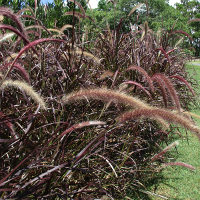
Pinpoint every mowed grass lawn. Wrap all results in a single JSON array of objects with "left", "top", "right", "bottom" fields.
[{"left": 148, "top": 61, "right": 200, "bottom": 200}]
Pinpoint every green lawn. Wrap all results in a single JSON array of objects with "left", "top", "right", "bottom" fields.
[{"left": 148, "top": 62, "right": 200, "bottom": 200}]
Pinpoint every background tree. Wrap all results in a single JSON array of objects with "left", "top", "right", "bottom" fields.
[
  {"left": 176, "top": 0, "right": 200, "bottom": 56},
  {"left": 86, "top": 0, "right": 199, "bottom": 56}
]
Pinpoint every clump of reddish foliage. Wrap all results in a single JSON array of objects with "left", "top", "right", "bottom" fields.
[{"left": 0, "top": 3, "right": 198, "bottom": 199}]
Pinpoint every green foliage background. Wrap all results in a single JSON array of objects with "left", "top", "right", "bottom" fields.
[{"left": 1, "top": 0, "right": 199, "bottom": 57}]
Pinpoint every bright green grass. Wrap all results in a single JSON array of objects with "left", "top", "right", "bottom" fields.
[{"left": 148, "top": 62, "right": 200, "bottom": 200}]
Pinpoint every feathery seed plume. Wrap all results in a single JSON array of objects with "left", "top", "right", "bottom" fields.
[
  {"left": 151, "top": 141, "right": 179, "bottom": 162},
  {"left": 117, "top": 108, "right": 200, "bottom": 138},
  {"left": 0, "top": 7, "right": 25, "bottom": 36},
  {"left": 127, "top": 65, "right": 154, "bottom": 92},
  {"left": 0, "top": 79, "right": 46, "bottom": 109},
  {"left": 152, "top": 73, "right": 181, "bottom": 110},
  {"left": 62, "top": 88, "right": 150, "bottom": 109}
]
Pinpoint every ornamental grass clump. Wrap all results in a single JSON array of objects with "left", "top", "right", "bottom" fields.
[{"left": 0, "top": 2, "right": 199, "bottom": 199}]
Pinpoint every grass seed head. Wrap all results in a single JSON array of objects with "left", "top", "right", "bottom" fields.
[
  {"left": 0, "top": 79, "right": 46, "bottom": 110},
  {"left": 62, "top": 88, "right": 150, "bottom": 109},
  {"left": 117, "top": 108, "right": 200, "bottom": 137}
]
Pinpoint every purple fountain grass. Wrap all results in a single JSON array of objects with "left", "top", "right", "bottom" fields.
[
  {"left": 25, "top": 25, "right": 51, "bottom": 35},
  {"left": 99, "top": 70, "right": 114, "bottom": 80},
  {"left": 0, "top": 154, "right": 31, "bottom": 187},
  {"left": 10, "top": 38, "right": 66, "bottom": 65},
  {"left": 188, "top": 18, "right": 200, "bottom": 23},
  {"left": 126, "top": 65, "right": 155, "bottom": 92},
  {"left": 151, "top": 141, "right": 179, "bottom": 162},
  {"left": 0, "top": 79, "right": 46, "bottom": 109},
  {"left": 44, "top": 121, "right": 106, "bottom": 152},
  {"left": 127, "top": 3, "right": 144, "bottom": 17},
  {"left": 1, "top": 38, "right": 67, "bottom": 82},
  {"left": 26, "top": 30, "right": 40, "bottom": 38},
  {"left": 64, "top": 11, "right": 93, "bottom": 22},
  {"left": 0, "top": 24, "right": 39, "bottom": 57},
  {"left": 170, "top": 75, "right": 196, "bottom": 96},
  {"left": 72, "top": 127, "right": 117, "bottom": 165},
  {"left": 151, "top": 74, "right": 168, "bottom": 107},
  {"left": 152, "top": 73, "right": 181, "bottom": 111},
  {"left": 69, "top": 0, "right": 86, "bottom": 17},
  {"left": 21, "top": 163, "right": 67, "bottom": 189},
  {"left": 166, "top": 48, "right": 176, "bottom": 55},
  {"left": 0, "top": 3, "right": 198, "bottom": 198},
  {"left": 64, "top": 11, "right": 86, "bottom": 20},
  {"left": 170, "top": 30, "right": 193, "bottom": 42},
  {"left": 59, "top": 120, "right": 106, "bottom": 140},
  {"left": 62, "top": 88, "right": 169, "bottom": 128},
  {"left": 47, "top": 28, "right": 63, "bottom": 35},
  {"left": 62, "top": 88, "right": 150, "bottom": 109},
  {"left": 156, "top": 47, "right": 171, "bottom": 63},
  {"left": 0, "top": 24, "right": 38, "bottom": 55},
  {"left": 162, "top": 162, "right": 195, "bottom": 170},
  {"left": 1, "top": 62, "right": 30, "bottom": 83},
  {"left": 20, "top": 14, "right": 38, "bottom": 21},
  {"left": 117, "top": 108, "right": 200, "bottom": 139},
  {"left": 123, "top": 81, "right": 152, "bottom": 99},
  {"left": 0, "top": 7, "right": 26, "bottom": 36},
  {"left": 71, "top": 49, "right": 101, "bottom": 64},
  {"left": 183, "top": 111, "right": 200, "bottom": 121},
  {"left": 0, "top": 111, "right": 17, "bottom": 139},
  {"left": 60, "top": 24, "right": 73, "bottom": 33},
  {"left": 17, "top": 7, "right": 35, "bottom": 16},
  {"left": 0, "top": 24, "right": 30, "bottom": 45}
]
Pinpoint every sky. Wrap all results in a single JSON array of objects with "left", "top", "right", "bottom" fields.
[{"left": 41, "top": 0, "right": 182, "bottom": 8}]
